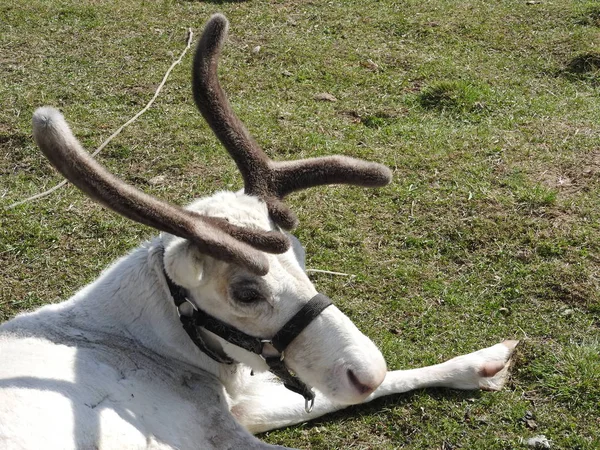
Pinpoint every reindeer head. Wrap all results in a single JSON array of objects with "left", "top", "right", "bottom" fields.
[{"left": 32, "top": 14, "right": 391, "bottom": 405}]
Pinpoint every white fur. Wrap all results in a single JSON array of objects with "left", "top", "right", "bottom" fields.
[{"left": 0, "top": 192, "right": 517, "bottom": 449}]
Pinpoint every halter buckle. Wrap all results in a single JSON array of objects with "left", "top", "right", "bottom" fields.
[{"left": 304, "top": 393, "right": 315, "bottom": 413}]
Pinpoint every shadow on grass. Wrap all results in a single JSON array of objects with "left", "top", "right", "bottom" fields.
[
  {"left": 565, "top": 53, "right": 600, "bottom": 74},
  {"left": 273, "top": 388, "right": 484, "bottom": 434},
  {"left": 575, "top": 6, "right": 600, "bottom": 27},
  {"left": 0, "top": 131, "right": 30, "bottom": 148},
  {"left": 559, "top": 53, "right": 600, "bottom": 85},
  {"left": 416, "top": 81, "right": 490, "bottom": 118}
]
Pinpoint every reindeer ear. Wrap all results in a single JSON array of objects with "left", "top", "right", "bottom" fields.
[
  {"left": 288, "top": 234, "right": 306, "bottom": 270},
  {"left": 163, "top": 234, "right": 208, "bottom": 288}
]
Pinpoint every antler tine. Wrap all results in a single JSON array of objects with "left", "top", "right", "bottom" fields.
[
  {"left": 193, "top": 15, "right": 392, "bottom": 230},
  {"left": 265, "top": 156, "right": 391, "bottom": 228},
  {"left": 32, "top": 107, "right": 289, "bottom": 275},
  {"left": 192, "top": 14, "right": 272, "bottom": 195},
  {"left": 273, "top": 156, "right": 392, "bottom": 197},
  {"left": 192, "top": 15, "right": 303, "bottom": 229}
]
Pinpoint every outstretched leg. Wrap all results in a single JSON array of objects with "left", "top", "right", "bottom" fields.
[{"left": 232, "top": 340, "right": 518, "bottom": 434}]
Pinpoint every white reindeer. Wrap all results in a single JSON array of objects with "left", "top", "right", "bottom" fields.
[{"left": 0, "top": 14, "right": 518, "bottom": 450}]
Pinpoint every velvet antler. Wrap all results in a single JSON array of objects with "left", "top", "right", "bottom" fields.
[
  {"left": 192, "top": 14, "right": 392, "bottom": 229},
  {"left": 32, "top": 15, "right": 392, "bottom": 275},
  {"left": 32, "top": 107, "right": 289, "bottom": 275}
]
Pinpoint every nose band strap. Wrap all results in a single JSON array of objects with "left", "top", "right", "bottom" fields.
[
  {"left": 270, "top": 293, "right": 332, "bottom": 353},
  {"left": 162, "top": 250, "right": 333, "bottom": 409}
]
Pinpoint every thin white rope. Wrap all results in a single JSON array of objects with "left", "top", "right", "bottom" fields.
[
  {"left": 305, "top": 269, "right": 355, "bottom": 277},
  {"left": 7, "top": 28, "right": 194, "bottom": 210}
]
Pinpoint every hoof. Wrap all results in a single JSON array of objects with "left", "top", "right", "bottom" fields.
[{"left": 478, "top": 340, "right": 519, "bottom": 391}]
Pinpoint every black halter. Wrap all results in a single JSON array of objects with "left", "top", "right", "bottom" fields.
[{"left": 163, "top": 268, "right": 332, "bottom": 411}]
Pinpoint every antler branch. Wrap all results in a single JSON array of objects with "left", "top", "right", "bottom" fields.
[
  {"left": 192, "top": 14, "right": 393, "bottom": 230},
  {"left": 192, "top": 16, "right": 272, "bottom": 195},
  {"left": 32, "top": 107, "right": 289, "bottom": 275}
]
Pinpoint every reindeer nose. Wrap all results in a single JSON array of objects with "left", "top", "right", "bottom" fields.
[{"left": 346, "top": 368, "right": 378, "bottom": 395}]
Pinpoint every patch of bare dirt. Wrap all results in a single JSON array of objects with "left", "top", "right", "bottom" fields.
[
  {"left": 0, "top": 130, "right": 30, "bottom": 149},
  {"left": 536, "top": 150, "right": 600, "bottom": 195},
  {"left": 337, "top": 108, "right": 408, "bottom": 127},
  {"left": 124, "top": 83, "right": 158, "bottom": 96}
]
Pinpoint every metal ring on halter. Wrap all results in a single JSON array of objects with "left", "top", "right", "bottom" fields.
[
  {"left": 304, "top": 393, "right": 315, "bottom": 413},
  {"left": 177, "top": 298, "right": 197, "bottom": 318},
  {"left": 259, "top": 339, "right": 286, "bottom": 362}
]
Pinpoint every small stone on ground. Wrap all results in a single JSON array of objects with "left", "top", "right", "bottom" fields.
[
  {"left": 314, "top": 93, "right": 337, "bottom": 102},
  {"left": 527, "top": 435, "right": 551, "bottom": 449}
]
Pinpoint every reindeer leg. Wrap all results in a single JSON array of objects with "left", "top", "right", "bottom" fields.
[
  {"left": 232, "top": 340, "right": 518, "bottom": 434},
  {"left": 367, "top": 339, "right": 519, "bottom": 401}
]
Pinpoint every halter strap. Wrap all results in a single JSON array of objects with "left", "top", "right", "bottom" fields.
[
  {"left": 270, "top": 293, "right": 332, "bottom": 353},
  {"left": 165, "top": 270, "right": 234, "bottom": 364},
  {"left": 162, "top": 264, "right": 332, "bottom": 411}
]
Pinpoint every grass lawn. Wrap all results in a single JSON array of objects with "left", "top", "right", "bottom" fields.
[{"left": 1, "top": 0, "right": 599, "bottom": 448}]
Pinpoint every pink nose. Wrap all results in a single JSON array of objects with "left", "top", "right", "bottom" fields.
[{"left": 346, "top": 368, "right": 379, "bottom": 396}]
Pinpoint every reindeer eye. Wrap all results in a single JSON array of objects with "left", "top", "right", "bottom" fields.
[{"left": 233, "top": 288, "right": 264, "bottom": 304}]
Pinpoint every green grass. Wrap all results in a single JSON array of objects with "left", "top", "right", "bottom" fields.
[{"left": 1, "top": 0, "right": 599, "bottom": 448}]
